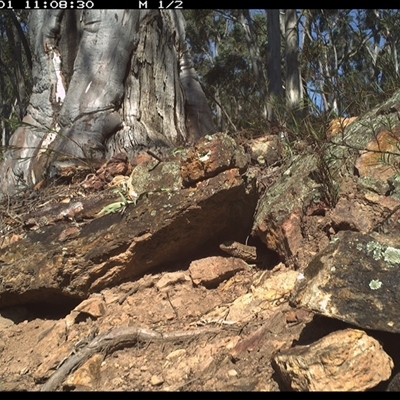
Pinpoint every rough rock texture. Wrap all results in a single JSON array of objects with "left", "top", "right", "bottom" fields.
[
  {"left": 246, "top": 134, "right": 283, "bottom": 165},
  {"left": 4, "top": 91, "right": 400, "bottom": 391},
  {"left": 180, "top": 132, "right": 248, "bottom": 186},
  {"left": 127, "top": 158, "right": 182, "bottom": 198},
  {"left": 327, "top": 116, "right": 357, "bottom": 139},
  {"left": 249, "top": 89, "right": 400, "bottom": 272},
  {"left": 65, "top": 296, "right": 106, "bottom": 327},
  {"left": 155, "top": 271, "right": 192, "bottom": 291},
  {"left": 291, "top": 230, "right": 400, "bottom": 333},
  {"left": 64, "top": 354, "right": 103, "bottom": 390},
  {"left": 189, "top": 256, "right": 248, "bottom": 289},
  {"left": 0, "top": 266, "right": 311, "bottom": 391},
  {"left": 217, "top": 269, "right": 299, "bottom": 322},
  {"left": 355, "top": 128, "right": 400, "bottom": 182},
  {"left": 252, "top": 154, "right": 322, "bottom": 267},
  {"left": 0, "top": 133, "right": 257, "bottom": 308},
  {"left": 272, "top": 328, "right": 393, "bottom": 391},
  {"left": 219, "top": 241, "right": 272, "bottom": 265},
  {"left": 329, "top": 196, "right": 376, "bottom": 233},
  {"left": 387, "top": 372, "right": 400, "bottom": 391}
]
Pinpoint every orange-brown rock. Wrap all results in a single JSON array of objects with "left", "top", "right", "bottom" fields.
[
  {"left": 0, "top": 133, "right": 257, "bottom": 308},
  {"left": 181, "top": 133, "right": 248, "bottom": 186},
  {"left": 253, "top": 154, "right": 322, "bottom": 268},
  {"left": 355, "top": 128, "right": 400, "bottom": 181},
  {"left": 327, "top": 116, "right": 357, "bottom": 139},
  {"left": 189, "top": 256, "right": 248, "bottom": 288},
  {"left": 273, "top": 328, "right": 393, "bottom": 391}
]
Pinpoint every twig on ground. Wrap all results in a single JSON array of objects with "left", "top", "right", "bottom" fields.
[{"left": 41, "top": 325, "right": 221, "bottom": 392}]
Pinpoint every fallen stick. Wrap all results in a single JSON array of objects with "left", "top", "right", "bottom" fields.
[{"left": 41, "top": 325, "right": 220, "bottom": 391}]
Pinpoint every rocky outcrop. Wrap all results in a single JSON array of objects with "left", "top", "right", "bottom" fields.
[
  {"left": 252, "top": 153, "right": 323, "bottom": 267},
  {"left": 273, "top": 328, "right": 393, "bottom": 391},
  {"left": 4, "top": 91, "right": 400, "bottom": 391},
  {"left": 0, "top": 133, "right": 257, "bottom": 308},
  {"left": 282, "top": 92, "right": 400, "bottom": 335},
  {"left": 250, "top": 89, "right": 400, "bottom": 271},
  {"left": 189, "top": 257, "right": 248, "bottom": 289},
  {"left": 290, "top": 230, "right": 400, "bottom": 334}
]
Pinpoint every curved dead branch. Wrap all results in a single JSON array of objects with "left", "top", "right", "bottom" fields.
[{"left": 41, "top": 325, "right": 220, "bottom": 392}]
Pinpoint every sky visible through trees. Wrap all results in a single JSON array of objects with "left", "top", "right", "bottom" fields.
[
  {"left": 1, "top": 9, "right": 400, "bottom": 145},
  {"left": 184, "top": 9, "right": 400, "bottom": 130}
]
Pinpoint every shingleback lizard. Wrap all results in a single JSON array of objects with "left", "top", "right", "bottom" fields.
[{"left": 219, "top": 241, "right": 266, "bottom": 265}]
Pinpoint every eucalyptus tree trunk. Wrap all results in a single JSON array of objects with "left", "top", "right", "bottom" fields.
[
  {"left": 284, "top": 9, "right": 303, "bottom": 115},
  {"left": 0, "top": 9, "right": 214, "bottom": 194},
  {"left": 238, "top": 9, "right": 267, "bottom": 117},
  {"left": 266, "top": 9, "right": 283, "bottom": 122}
]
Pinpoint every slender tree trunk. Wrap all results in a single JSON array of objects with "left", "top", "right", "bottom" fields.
[
  {"left": 215, "top": 87, "right": 223, "bottom": 131},
  {"left": 239, "top": 9, "right": 267, "bottom": 117},
  {"left": 266, "top": 9, "right": 283, "bottom": 122},
  {"left": 284, "top": 9, "right": 303, "bottom": 115}
]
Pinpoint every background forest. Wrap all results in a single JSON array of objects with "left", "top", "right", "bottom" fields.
[{"left": 1, "top": 9, "right": 400, "bottom": 146}]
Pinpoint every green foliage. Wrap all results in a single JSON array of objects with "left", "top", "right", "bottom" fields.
[
  {"left": 1, "top": 8, "right": 400, "bottom": 188},
  {"left": 264, "top": 96, "right": 340, "bottom": 206},
  {"left": 183, "top": 9, "right": 400, "bottom": 209},
  {"left": 184, "top": 9, "right": 400, "bottom": 133},
  {"left": 0, "top": 10, "right": 32, "bottom": 146},
  {"left": 301, "top": 9, "right": 400, "bottom": 116},
  {"left": 184, "top": 10, "right": 269, "bottom": 131}
]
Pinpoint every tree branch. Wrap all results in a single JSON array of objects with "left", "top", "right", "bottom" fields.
[{"left": 41, "top": 325, "right": 221, "bottom": 391}]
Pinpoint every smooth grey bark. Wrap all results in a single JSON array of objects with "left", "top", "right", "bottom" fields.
[
  {"left": 284, "top": 9, "right": 303, "bottom": 114},
  {"left": 174, "top": 12, "right": 216, "bottom": 140},
  {"left": 0, "top": 10, "right": 214, "bottom": 195},
  {"left": 320, "top": 10, "right": 339, "bottom": 115}
]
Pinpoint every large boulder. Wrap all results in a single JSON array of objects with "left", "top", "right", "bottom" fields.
[{"left": 0, "top": 133, "right": 257, "bottom": 308}]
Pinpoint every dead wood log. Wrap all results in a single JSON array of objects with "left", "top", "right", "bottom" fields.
[{"left": 40, "top": 325, "right": 220, "bottom": 391}]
